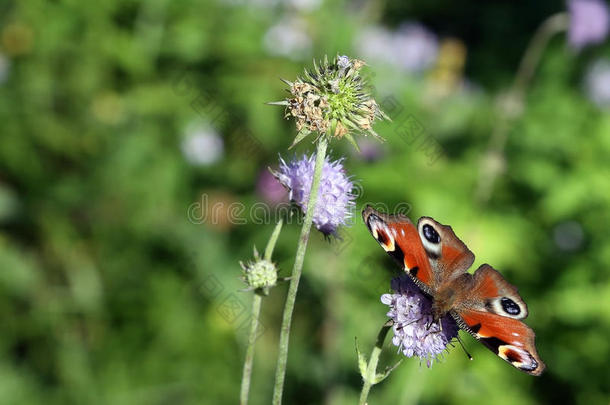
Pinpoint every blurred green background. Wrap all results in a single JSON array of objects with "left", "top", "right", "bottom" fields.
[{"left": 1, "top": 0, "right": 609, "bottom": 404}]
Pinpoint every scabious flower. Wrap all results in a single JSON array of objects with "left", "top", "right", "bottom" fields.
[
  {"left": 393, "top": 23, "right": 439, "bottom": 72},
  {"left": 584, "top": 58, "right": 610, "bottom": 108},
  {"left": 288, "top": 0, "right": 322, "bottom": 12},
  {"left": 553, "top": 220, "right": 585, "bottom": 252},
  {"left": 568, "top": 0, "right": 610, "bottom": 50},
  {"left": 274, "top": 153, "right": 355, "bottom": 236},
  {"left": 181, "top": 125, "right": 224, "bottom": 166},
  {"left": 269, "top": 55, "right": 388, "bottom": 150},
  {"left": 351, "top": 138, "right": 384, "bottom": 163},
  {"left": 263, "top": 17, "right": 312, "bottom": 60},
  {"left": 257, "top": 169, "right": 288, "bottom": 205},
  {"left": 356, "top": 23, "right": 438, "bottom": 73},
  {"left": 381, "top": 275, "right": 458, "bottom": 367}
]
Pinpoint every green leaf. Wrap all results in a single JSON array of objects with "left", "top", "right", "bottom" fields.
[
  {"left": 344, "top": 132, "right": 360, "bottom": 152},
  {"left": 372, "top": 359, "right": 403, "bottom": 384},
  {"left": 355, "top": 338, "right": 368, "bottom": 378},
  {"left": 289, "top": 129, "right": 312, "bottom": 149}
]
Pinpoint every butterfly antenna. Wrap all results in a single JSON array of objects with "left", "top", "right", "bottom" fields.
[{"left": 456, "top": 334, "right": 473, "bottom": 361}]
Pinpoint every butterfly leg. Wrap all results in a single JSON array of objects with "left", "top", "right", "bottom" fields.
[{"left": 396, "top": 318, "right": 419, "bottom": 331}]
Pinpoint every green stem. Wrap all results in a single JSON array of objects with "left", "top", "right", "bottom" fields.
[
  {"left": 265, "top": 218, "right": 284, "bottom": 261},
  {"left": 240, "top": 294, "right": 262, "bottom": 405},
  {"left": 475, "top": 12, "right": 569, "bottom": 204},
  {"left": 358, "top": 320, "right": 393, "bottom": 405},
  {"left": 239, "top": 219, "right": 283, "bottom": 405},
  {"left": 513, "top": 13, "right": 569, "bottom": 94},
  {"left": 272, "top": 138, "right": 329, "bottom": 405}
]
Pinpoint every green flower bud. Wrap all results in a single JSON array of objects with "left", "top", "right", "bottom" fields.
[{"left": 240, "top": 251, "right": 278, "bottom": 295}]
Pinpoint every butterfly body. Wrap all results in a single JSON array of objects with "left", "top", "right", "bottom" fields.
[{"left": 363, "top": 206, "right": 545, "bottom": 376}]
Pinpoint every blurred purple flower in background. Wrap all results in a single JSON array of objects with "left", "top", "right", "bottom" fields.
[
  {"left": 394, "top": 23, "right": 439, "bottom": 72},
  {"left": 381, "top": 275, "right": 458, "bottom": 367},
  {"left": 263, "top": 17, "right": 312, "bottom": 60},
  {"left": 257, "top": 169, "right": 288, "bottom": 205},
  {"left": 584, "top": 58, "right": 610, "bottom": 108},
  {"left": 568, "top": 0, "right": 610, "bottom": 50},
  {"left": 352, "top": 138, "right": 385, "bottom": 163},
  {"left": 181, "top": 125, "right": 224, "bottom": 166},
  {"left": 356, "top": 26, "right": 395, "bottom": 66},
  {"left": 288, "top": 0, "right": 322, "bottom": 12},
  {"left": 356, "top": 23, "right": 438, "bottom": 73},
  {"left": 222, "top": 0, "right": 321, "bottom": 10},
  {"left": 275, "top": 154, "right": 355, "bottom": 235},
  {"left": 553, "top": 220, "right": 585, "bottom": 252}
]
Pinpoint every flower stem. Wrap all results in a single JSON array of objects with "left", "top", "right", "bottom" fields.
[
  {"left": 264, "top": 218, "right": 284, "bottom": 262},
  {"left": 272, "top": 137, "right": 328, "bottom": 405},
  {"left": 475, "top": 12, "right": 569, "bottom": 204},
  {"left": 359, "top": 320, "right": 393, "bottom": 405},
  {"left": 240, "top": 219, "right": 283, "bottom": 405},
  {"left": 240, "top": 293, "right": 262, "bottom": 405}
]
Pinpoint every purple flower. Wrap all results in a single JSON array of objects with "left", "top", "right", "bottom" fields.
[
  {"left": 181, "top": 125, "right": 224, "bottom": 166},
  {"left": 393, "top": 23, "right": 439, "bottom": 72},
  {"left": 584, "top": 58, "right": 610, "bottom": 108},
  {"left": 381, "top": 275, "right": 458, "bottom": 367},
  {"left": 352, "top": 138, "right": 384, "bottom": 163},
  {"left": 275, "top": 154, "right": 355, "bottom": 235},
  {"left": 257, "top": 169, "right": 288, "bottom": 205},
  {"left": 263, "top": 17, "right": 312, "bottom": 60},
  {"left": 568, "top": 0, "right": 610, "bottom": 50},
  {"left": 356, "top": 23, "right": 438, "bottom": 73}
]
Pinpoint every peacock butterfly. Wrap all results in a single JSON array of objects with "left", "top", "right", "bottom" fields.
[{"left": 362, "top": 205, "right": 545, "bottom": 375}]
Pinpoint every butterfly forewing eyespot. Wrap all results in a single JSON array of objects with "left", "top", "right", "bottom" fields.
[
  {"left": 422, "top": 224, "right": 440, "bottom": 244},
  {"left": 417, "top": 219, "right": 442, "bottom": 257}
]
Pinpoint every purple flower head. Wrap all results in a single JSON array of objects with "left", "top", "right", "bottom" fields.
[
  {"left": 381, "top": 275, "right": 458, "bottom": 367},
  {"left": 276, "top": 154, "right": 355, "bottom": 236},
  {"left": 568, "top": 0, "right": 610, "bottom": 50}
]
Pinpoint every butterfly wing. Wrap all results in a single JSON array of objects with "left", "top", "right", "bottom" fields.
[
  {"left": 362, "top": 206, "right": 475, "bottom": 293},
  {"left": 362, "top": 206, "right": 435, "bottom": 293},
  {"left": 452, "top": 264, "right": 545, "bottom": 376},
  {"left": 363, "top": 206, "right": 544, "bottom": 375},
  {"left": 416, "top": 216, "right": 475, "bottom": 285},
  {"left": 454, "top": 309, "right": 545, "bottom": 375}
]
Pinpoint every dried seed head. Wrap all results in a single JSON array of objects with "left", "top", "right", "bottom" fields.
[{"left": 269, "top": 55, "right": 389, "bottom": 150}]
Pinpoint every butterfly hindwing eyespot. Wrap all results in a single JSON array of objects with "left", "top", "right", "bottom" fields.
[
  {"left": 487, "top": 295, "right": 527, "bottom": 320},
  {"left": 501, "top": 297, "right": 521, "bottom": 316}
]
